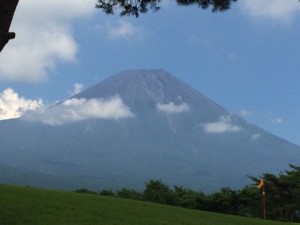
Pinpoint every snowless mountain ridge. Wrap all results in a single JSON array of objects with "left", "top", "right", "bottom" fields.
[{"left": 0, "top": 69, "right": 300, "bottom": 192}]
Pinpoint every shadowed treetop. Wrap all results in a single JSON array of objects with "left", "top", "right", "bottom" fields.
[
  {"left": 96, "top": 0, "right": 237, "bottom": 17},
  {"left": 0, "top": 0, "right": 19, "bottom": 52}
]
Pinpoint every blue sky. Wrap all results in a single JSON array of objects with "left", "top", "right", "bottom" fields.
[{"left": 1, "top": 0, "right": 300, "bottom": 145}]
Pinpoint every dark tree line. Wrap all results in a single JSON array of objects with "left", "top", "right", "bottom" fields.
[
  {"left": 249, "top": 165, "right": 300, "bottom": 221},
  {"left": 74, "top": 164, "right": 300, "bottom": 222},
  {"left": 96, "top": 0, "right": 237, "bottom": 17},
  {"left": 96, "top": 0, "right": 300, "bottom": 17}
]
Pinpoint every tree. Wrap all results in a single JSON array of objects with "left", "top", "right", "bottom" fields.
[
  {"left": 96, "top": 0, "right": 237, "bottom": 17},
  {"left": 248, "top": 165, "right": 300, "bottom": 222},
  {"left": 116, "top": 188, "right": 143, "bottom": 200},
  {"left": 173, "top": 185, "right": 206, "bottom": 209},
  {"left": 0, "top": 0, "right": 19, "bottom": 52},
  {"left": 238, "top": 185, "right": 261, "bottom": 217},
  {"left": 205, "top": 187, "right": 241, "bottom": 214},
  {"left": 99, "top": 188, "right": 115, "bottom": 196},
  {"left": 143, "top": 179, "right": 177, "bottom": 205}
]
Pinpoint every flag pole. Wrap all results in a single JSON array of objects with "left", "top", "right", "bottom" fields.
[
  {"left": 257, "top": 179, "right": 266, "bottom": 220},
  {"left": 262, "top": 183, "right": 266, "bottom": 220}
]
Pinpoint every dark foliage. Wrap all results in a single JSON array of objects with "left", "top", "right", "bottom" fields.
[
  {"left": 176, "top": 0, "right": 237, "bottom": 11},
  {"left": 249, "top": 165, "right": 300, "bottom": 222},
  {"left": 96, "top": 0, "right": 237, "bottom": 17},
  {"left": 73, "top": 188, "right": 97, "bottom": 194},
  {"left": 99, "top": 188, "right": 115, "bottom": 196},
  {"left": 0, "top": 0, "right": 19, "bottom": 52},
  {"left": 76, "top": 164, "right": 300, "bottom": 222},
  {"left": 143, "top": 180, "right": 177, "bottom": 205},
  {"left": 173, "top": 185, "right": 207, "bottom": 209},
  {"left": 116, "top": 188, "right": 143, "bottom": 200}
]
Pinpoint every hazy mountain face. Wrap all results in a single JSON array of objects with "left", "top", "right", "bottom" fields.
[{"left": 1, "top": 69, "right": 300, "bottom": 191}]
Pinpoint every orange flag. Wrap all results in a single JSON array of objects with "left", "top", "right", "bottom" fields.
[{"left": 257, "top": 179, "right": 264, "bottom": 189}]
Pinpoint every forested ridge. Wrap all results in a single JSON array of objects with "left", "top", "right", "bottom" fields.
[{"left": 74, "top": 164, "right": 300, "bottom": 222}]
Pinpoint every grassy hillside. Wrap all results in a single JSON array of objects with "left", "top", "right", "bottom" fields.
[{"left": 0, "top": 184, "right": 297, "bottom": 225}]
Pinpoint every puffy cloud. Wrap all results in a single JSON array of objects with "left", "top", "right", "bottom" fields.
[
  {"left": 202, "top": 115, "right": 242, "bottom": 134},
  {"left": 69, "top": 83, "right": 84, "bottom": 96},
  {"left": 23, "top": 96, "right": 134, "bottom": 125},
  {"left": 157, "top": 102, "right": 191, "bottom": 114},
  {"left": 251, "top": 133, "right": 261, "bottom": 141},
  {"left": 0, "top": 88, "right": 44, "bottom": 120},
  {"left": 271, "top": 117, "right": 283, "bottom": 124},
  {"left": 240, "top": 109, "right": 254, "bottom": 116},
  {"left": 106, "top": 20, "right": 141, "bottom": 39},
  {"left": 242, "top": 0, "right": 300, "bottom": 22},
  {"left": 0, "top": 0, "right": 95, "bottom": 82}
]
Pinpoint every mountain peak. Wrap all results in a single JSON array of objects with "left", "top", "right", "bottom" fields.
[{"left": 74, "top": 69, "right": 226, "bottom": 116}]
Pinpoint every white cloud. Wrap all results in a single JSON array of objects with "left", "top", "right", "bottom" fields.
[
  {"left": 242, "top": 0, "right": 300, "bottom": 22},
  {"left": 157, "top": 102, "right": 191, "bottom": 114},
  {"left": 70, "top": 83, "right": 84, "bottom": 96},
  {"left": 0, "top": 0, "right": 95, "bottom": 82},
  {"left": 202, "top": 115, "right": 242, "bottom": 134},
  {"left": 271, "top": 117, "right": 283, "bottom": 124},
  {"left": 251, "top": 133, "right": 261, "bottom": 141},
  {"left": 23, "top": 96, "right": 134, "bottom": 126},
  {"left": 240, "top": 109, "right": 254, "bottom": 116},
  {"left": 106, "top": 20, "right": 141, "bottom": 39},
  {"left": 0, "top": 88, "right": 44, "bottom": 120}
]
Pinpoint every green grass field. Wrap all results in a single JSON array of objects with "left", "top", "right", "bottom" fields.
[{"left": 0, "top": 184, "right": 297, "bottom": 225}]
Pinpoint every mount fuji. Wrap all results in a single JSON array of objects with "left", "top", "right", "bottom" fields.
[{"left": 1, "top": 69, "right": 300, "bottom": 192}]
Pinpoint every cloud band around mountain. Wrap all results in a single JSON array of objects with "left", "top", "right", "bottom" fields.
[
  {"left": 202, "top": 115, "right": 242, "bottom": 134},
  {"left": 157, "top": 102, "right": 191, "bottom": 114},
  {"left": 0, "top": 88, "right": 44, "bottom": 120},
  {"left": 23, "top": 96, "right": 134, "bottom": 125}
]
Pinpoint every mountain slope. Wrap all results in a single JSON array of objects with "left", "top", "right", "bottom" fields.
[{"left": 0, "top": 69, "right": 300, "bottom": 191}]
